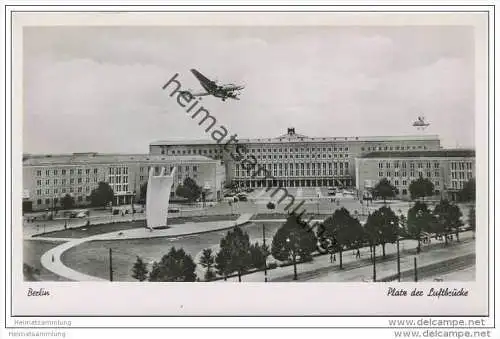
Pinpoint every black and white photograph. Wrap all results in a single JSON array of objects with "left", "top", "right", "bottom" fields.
[{"left": 5, "top": 7, "right": 494, "bottom": 326}]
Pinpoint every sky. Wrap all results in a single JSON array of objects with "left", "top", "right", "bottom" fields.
[{"left": 23, "top": 25, "right": 475, "bottom": 154}]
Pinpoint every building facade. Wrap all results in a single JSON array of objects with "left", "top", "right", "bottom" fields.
[
  {"left": 150, "top": 128, "right": 442, "bottom": 188},
  {"left": 23, "top": 153, "right": 225, "bottom": 211},
  {"left": 355, "top": 149, "right": 475, "bottom": 200}
]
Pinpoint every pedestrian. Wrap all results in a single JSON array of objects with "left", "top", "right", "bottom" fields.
[
  {"left": 51, "top": 254, "right": 54, "bottom": 262},
  {"left": 356, "top": 249, "right": 361, "bottom": 259},
  {"left": 333, "top": 253, "right": 336, "bottom": 263},
  {"left": 329, "top": 253, "right": 333, "bottom": 263}
]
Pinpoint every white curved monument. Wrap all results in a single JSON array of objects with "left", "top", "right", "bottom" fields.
[{"left": 146, "top": 166, "right": 176, "bottom": 230}]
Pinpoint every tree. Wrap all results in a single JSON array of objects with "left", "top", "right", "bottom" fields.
[
  {"left": 372, "top": 178, "right": 398, "bottom": 203},
  {"left": 433, "top": 199, "right": 463, "bottom": 245},
  {"left": 139, "top": 182, "right": 148, "bottom": 204},
  {"left": 199, "top": 248, "right": 215, "bottom": 281},
  {"left": 266, "top": 202, "right": 275, "bottom": 210},
  {"left": 320, "top": 208, "right": 361, "bottom": 269},
  {"left": 365, "top": 206, "right": 399, "bottom": 258},
  {"left": 271, "top": 213, "right": 317, "bottom": 280},
  {"left": 215, "top": 246, "right": 232, "bottom": 281},
  {"left": 249, "top": 242, "right": 269, "bottom": 270},
  {"left": 216, "top": 226, "right": 252, "bottom": 282},
  {"left": 176, "top": 177, "right": 202, "bottom": 202},
  {"left": 148, "top": 247, "right": 197, "bottom": 282},
  {"left": 60, "top": 193, "right": 75, "bottom": 210},
  {"left": 409, "top": 177, "right": 435, "bottom": 201},
  {"left": 468, "top": 205, "right": 476, "bottom": 239},
  {"left": 458, "top": 178, "right": 475, "bottom": 202},
  {"left": 90, "top": 181, "right": 115, "bottom": 208},
  {"left": 407, "top": 202, "right": 434, "bottom": 253},
  {"left": 131, "top": 256, "right": 149, "bottom": 281}
]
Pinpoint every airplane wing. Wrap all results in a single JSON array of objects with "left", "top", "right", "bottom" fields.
[
  {"left": 190, "top": 69, "right": 218, "bottom": 92},
  {"left": 179, "top": 90, "right": 209, "bottom": 97},
  {"left": 223, "top": 85, "right": 245, "bottom": 91}
]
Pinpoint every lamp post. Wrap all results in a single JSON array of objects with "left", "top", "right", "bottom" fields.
[
  {"left": 286, "top": 237, "right": 298, "bottom": 281},
  {"left": 317, "top": 193, "right": 320, "bottom": 215},
  {"left": 263, "top": 223, "right": 268, "bottom": 282},
  {"left": 372, "top": 242, "right": 377, "bottom": 282},
  {"left": 391, "top": 219, "right": 401, "bottom": 282}
]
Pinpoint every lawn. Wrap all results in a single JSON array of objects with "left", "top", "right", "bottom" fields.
[{"left": 32, "top": 214, "right": 240, "bottom": 239}]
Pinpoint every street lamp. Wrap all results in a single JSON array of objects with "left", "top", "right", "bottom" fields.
[
  {"left": 286, "top": 237, "right": 298, "bottom": 281},
  {"left": 263, "top": 223, "right": 268, "bottom": 282},
  {"left": 317, "top": 193, "right": 320, "bottom": 215},
  {"left": 391, "top": 220, "right": 401, "bottom": 282}
]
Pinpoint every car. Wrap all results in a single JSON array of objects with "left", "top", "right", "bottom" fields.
[
  {"left": 238, "top": 195, "right": 248, "bottom": 202},
  {"left": 168, "top": 207, "right": 180, "bottom": 213},
  {"left": 224, "top": 196, "right": 238, "bottom": 203},
  {"left": 245, "top": 188, "right": 254, "bottom": 193}
]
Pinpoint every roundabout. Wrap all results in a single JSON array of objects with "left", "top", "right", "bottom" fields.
[{"left": 38, "top": 213, "right": 254, "bottom": 281}]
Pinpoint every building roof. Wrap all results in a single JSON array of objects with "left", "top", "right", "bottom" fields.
[
  {"left": 150, "top": 128, "right": 440, "bottom": 146},
  {"left": 360, "top": 149, "right": 475, "bottom": 159},
  {"left": 23, "top": 153, "right": 216, "bottom": 166}
]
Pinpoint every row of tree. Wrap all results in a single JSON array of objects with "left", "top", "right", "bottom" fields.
[
  {"left": 131, "top": 176, "right": 476, "bottom": 282},
  {"left": 131, "top": 227, "right": 270, "bottom": 282},
  {"left": 56, "top": 181, "right": 115, "bottom": 210},
  {"left": 138, "top": 177, "right": 203, "bottom": 204},
  {"left": 370, "top": 177, "right": 475, "bottom": 202}
]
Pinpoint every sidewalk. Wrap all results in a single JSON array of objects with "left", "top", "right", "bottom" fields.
[{"left": 221, "top": 232, "right": 474, "bottom": 282}]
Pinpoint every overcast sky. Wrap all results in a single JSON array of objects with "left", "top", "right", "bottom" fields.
[{"left": 23, "top": 25, "right": 475, "bottom": 154}]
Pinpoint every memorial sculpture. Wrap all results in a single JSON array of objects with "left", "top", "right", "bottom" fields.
[{"left": 146, "top": 166, "right": 176, "bottom": 230}]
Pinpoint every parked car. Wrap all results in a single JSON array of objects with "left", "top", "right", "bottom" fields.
[
  {"left": 237, "top": 195, "right": 248, "bottom": 202},
  {"left": 223, "top": 196, "right": 238, "bottom": 203},
  {"left": 168, "top": 207, "right": 180, "bottom": 213}
]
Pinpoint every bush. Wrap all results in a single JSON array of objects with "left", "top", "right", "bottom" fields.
[
  {"left": 268, "top": 262, "right": 278, "bottom": 270},
  {"left": 266, "top": 202, "right": 275, "bottom": 210}
]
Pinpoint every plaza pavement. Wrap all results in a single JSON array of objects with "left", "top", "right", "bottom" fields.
[
  {"left": 39, "top": 213, "right": 254, "bottom": 281},
  {"left": 221, "top": 232, "right": 475, "bottom": 283}
]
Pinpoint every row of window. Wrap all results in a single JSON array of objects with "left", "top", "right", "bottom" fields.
[
  {"left": 108, "top": 167, "right": 129, "bottom": 175},
  {"left": 236, "top": 169, "right": 348, "bottom": 177},
  {"left": 378, "top": 161, "right": 440, "bottom": 169},
  {"left": 139, "top": 165, "right": 198, "bottom": 174},
  {"left": 37, "top": 177, "right": 99, "bottom": 186},
  {"left": 36, "top": 186, "right": 91, "bottom": 196},
  {"left": 450, "top": 162, "right": 474, "bottom": 170},
  {"left": 451, "top": 180, "right": 468, "bottom": 189},
  {"left": 394, "top": 179, "right": 439, "bottom": 187},
  {"left": 36, "top": 168, "right": 99, "bottom": 177},
  {"left": 378, "top": 171, "right": 440, "bottom": 178},
  {"left": 362, "top": 145, "right": 428, "bottom": 152},
  {"left": 107, "top": 176, "right": 129, "bottom": 184},
  {"left": 169, "top": 149, "right": 221, "bottom": 156},
  {"left": 253, "top": 153, "right": 349, "bottom": 160},
  {"left": 451, "top": 172, "right": 473, "bottom": 180},
  {"left": 36, "top": 196, "right": 90, "bottom": 205},
  {"left": 109, "top": 184, "right": 130, "bottom": 193},
  {"left": 247, "top": 147, "right": 349, "bottom": 153},
  {"left": 236, "top": 162, "right": 349, "bottom": 171}
]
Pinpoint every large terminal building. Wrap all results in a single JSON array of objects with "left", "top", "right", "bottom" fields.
[
  {"left": 23, "top": 128, "right": 475, "bottom": 211},
  {"left": 150, "top": 128, "right": 443, "bottom": 187}
]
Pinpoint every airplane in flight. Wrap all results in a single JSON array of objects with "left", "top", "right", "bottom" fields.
[
  {"left": 412, "top": 116, "right": 430, "bottom": 130},
  {"left": 180, "top": 69, "right": 244, "bottom": 101}
]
